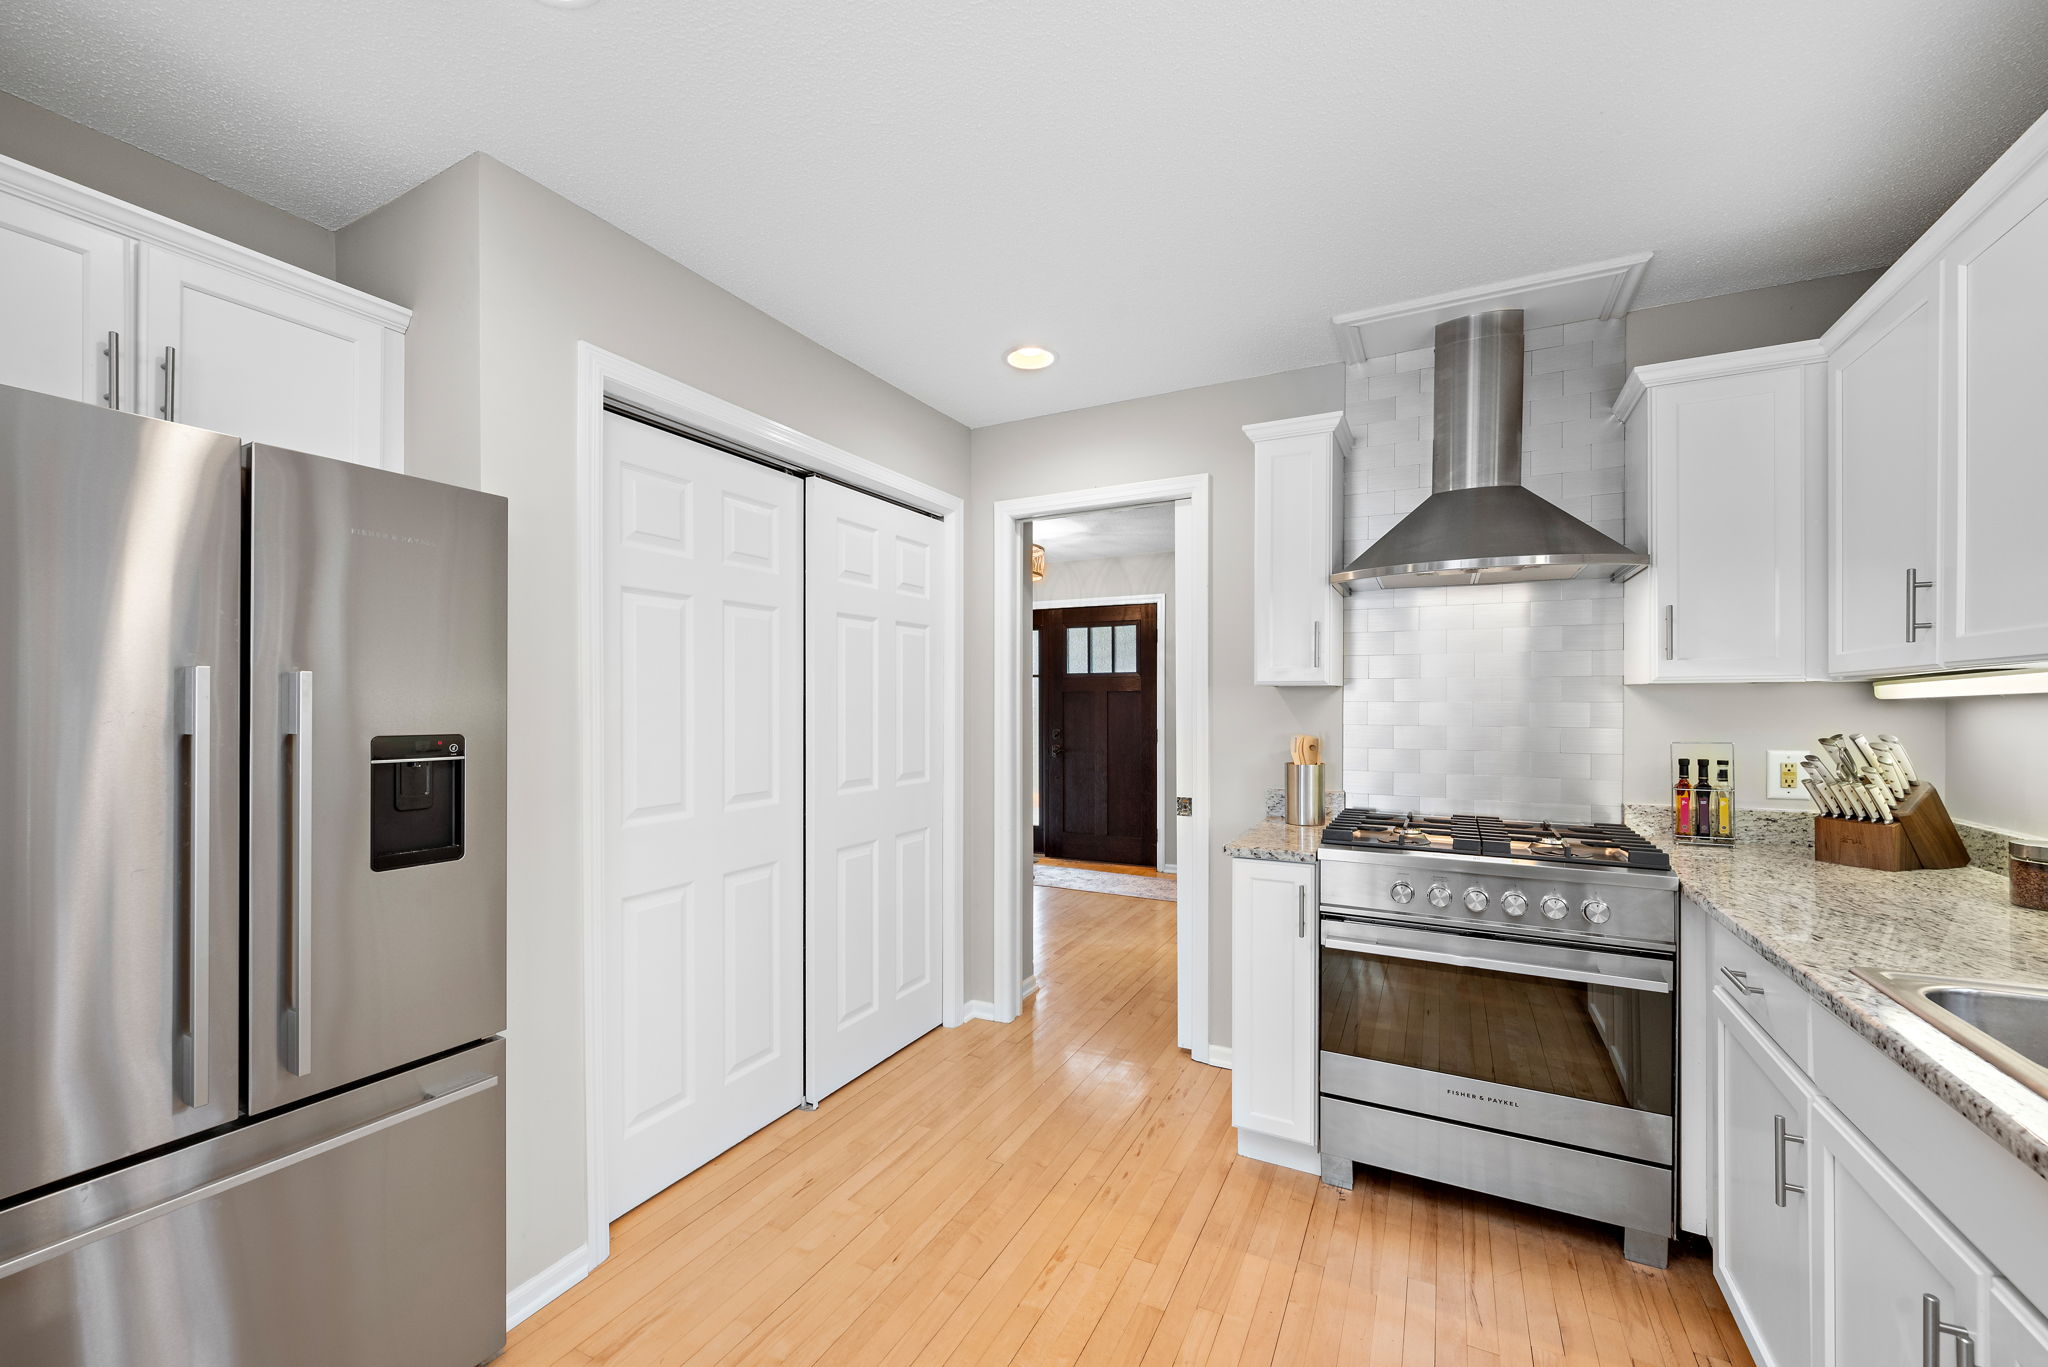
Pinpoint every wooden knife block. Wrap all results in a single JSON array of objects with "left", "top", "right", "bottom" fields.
[{"left": 1813, "top": 783, "right": 1970, "bottom": 872}]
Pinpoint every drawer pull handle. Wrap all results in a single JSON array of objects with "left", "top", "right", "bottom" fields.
[{"left": 1720, "top": 965, "right": 1765, "bottom": 996}]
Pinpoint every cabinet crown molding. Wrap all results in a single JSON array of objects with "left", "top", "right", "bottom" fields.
[
  {"left": 1330, "top": 253, "right": 1650, "bottom": 363},
  {"left": 1242, "top": 410, "right": 1353, "bottom": 447},
  {"left": 0, "top": 151, "right": 410, "bottom": 332},
  {"left": 1614, "top": 338, "right": 1827, "bottom": 421}
]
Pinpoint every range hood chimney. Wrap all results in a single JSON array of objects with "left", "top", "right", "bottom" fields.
[{"left": 1331, "top": 308, "right": 1647, "bottom": 591}]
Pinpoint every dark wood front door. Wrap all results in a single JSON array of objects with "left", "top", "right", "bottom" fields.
[{"left": 1035, "top": 603, "right": 1158, "bottom": 868}]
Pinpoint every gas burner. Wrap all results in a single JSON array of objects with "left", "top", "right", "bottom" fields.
[
  {"left": 1526, "top": 823, "right": 1571, "bottom": 855},
  {"left": 1322, "top": 808, "right": 1671, "bottom": 871}
]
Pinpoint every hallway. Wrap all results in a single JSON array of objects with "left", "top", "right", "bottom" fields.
[{"left": 498, "top": 885, "right": 1751, "bottom": 1366}]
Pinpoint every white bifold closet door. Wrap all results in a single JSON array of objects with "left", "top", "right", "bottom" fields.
[
  {"left": 600, "top": 413, "right": 804, "bottom": 1219},
  {"left": 804, "top": 479, "right": 945, "bottom": 1103}
]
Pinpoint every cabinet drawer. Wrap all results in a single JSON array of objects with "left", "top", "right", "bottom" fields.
[{"left": 1711, "top": 921, "right": 1811, "bottom": 1073}]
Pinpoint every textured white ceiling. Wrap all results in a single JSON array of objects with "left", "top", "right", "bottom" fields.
[
  {"left": 4, "top": 1, "right": 2047, "bottom": 426},
  {"left": 1035, "top": 503, "right": 1176, "bottom": 563}
]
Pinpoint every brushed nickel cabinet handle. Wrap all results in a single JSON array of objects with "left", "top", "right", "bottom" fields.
[
  {"left": 1923, "top": 1294, "right": 1976, "bottom": 1367},
  {"left": 1720, "top": 965, "right": 1765, "bottom": 996},
  {"left": 1773, "top": 1114, "right": 1806, "bottom": 1206},
  {"left": 159, "top": 345, "right": 178, "bottom": 421},
  {"left": 1907, "top": 568, "right": 1934, "bottom": 642},
  {"left": 1663, "top": 604, "right": 1674, "bottom": 660},
  {"left": 103, "top": 331, "right": 121, "bottom": 409}
]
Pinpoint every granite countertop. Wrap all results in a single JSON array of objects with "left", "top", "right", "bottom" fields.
[
  {"left": 1222, "top": 815, "right": 1328, "bottom": 863},
  {"left": 1627, "top": 819, "right": 2048, "bottom": 1181}
]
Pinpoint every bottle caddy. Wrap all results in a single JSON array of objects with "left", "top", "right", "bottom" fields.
[{"left": 1671, "top": 743, "right": 1735, "bottom": 847}]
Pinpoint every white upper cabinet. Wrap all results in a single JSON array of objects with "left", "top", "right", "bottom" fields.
[
  {"left": 0, "top": 189, "right": 129, "bottom": 407},
  {"left": 1821, "top": 104, "right": 2048, "bottom": 676},
  {"left": 1826, "top": 269, "right": 1942, "bottom": 677},
  {"left": 1245, "top": 413, "right": 1349, "bottom": 686},
  {"left": 140, "top": 246, "right": 399, "bottom": 468},
  {"left": 0, "top": 153, "right": 407, "bottom": 470},
  {"left": 1619, "top": 346, "right": 1822, "bottom": 683},
  {"left": 1941, "top": 151, "right": 2048, "bottom": 666}
]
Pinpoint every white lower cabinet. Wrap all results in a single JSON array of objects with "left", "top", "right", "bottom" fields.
[
  {"left": 1993, "top": 1280, "right": 2048, "bottom": 1366},
  {"left": 1707, "top": 942, "right": 2048, "bottom": 1367},
  {"left": 1229, "top": 858, "right": 1318, "bottom": 1149},
  {"left": 1714, "top": 989, "right": 1817, "bottom": 1367},
  {"left": 1812, "top": 1100, "right": 1993, "bottom": 1366}
]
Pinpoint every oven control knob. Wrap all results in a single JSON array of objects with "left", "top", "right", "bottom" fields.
[
  {"left": 1389, "top": 880, "right": 1414, "bottom": 905},
  {"left": 1501, "top": 891, "right": 1527, "bottom": 917},
  {"left": 1463, "top": 887, "right": 1488, "bottom": 913},
  {"left": 1581, "top": 898, "right": 1612, "bottom": 925},
  {"left": 1426, "top": 883, "right": 1452, "bottom": 908},
  {"left": 1539, "top": 894, "right": 1569, "bottom": 920}
]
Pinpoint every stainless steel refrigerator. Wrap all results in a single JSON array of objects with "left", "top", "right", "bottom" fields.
[{"left": 0, "top": 383, "right": 508, "bottom": 1366}]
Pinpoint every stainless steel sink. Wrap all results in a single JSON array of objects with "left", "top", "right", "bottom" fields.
[{"left": 1854, "top": 970, "right": 2048, "bottom": 1101}]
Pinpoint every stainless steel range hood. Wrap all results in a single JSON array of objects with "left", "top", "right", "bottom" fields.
[{"left": 1332, "top": 309, "right": 1647, "bottom": 591}]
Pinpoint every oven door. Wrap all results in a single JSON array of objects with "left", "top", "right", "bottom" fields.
[{"left": 1320, "top": 914, "right": 1675, "bottom": 1165}]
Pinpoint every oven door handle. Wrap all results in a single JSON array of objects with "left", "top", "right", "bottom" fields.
[{"left": 1319, "top": 925, "right": 1673, "bottom": 994}]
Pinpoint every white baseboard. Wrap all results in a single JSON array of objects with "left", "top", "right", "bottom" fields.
[
  {"left": 1201, "top": 1044, "right": 1231, "bottom": 1069},
  {"left": 506, "top": 1243, "right": 592, "bottom": 1331},
  {"left": 1236, "top": 1129, "right": 1319, "bottom": 1174},
  {"left": 1159, "top": 863, "right": 1179, "bottom": 874},
  {"left": 960, "top": 998, "right": 1003, "bottom": 1023},
  {"left": 1020, "top": 974, "right": 1039, "bottom": 1000}
]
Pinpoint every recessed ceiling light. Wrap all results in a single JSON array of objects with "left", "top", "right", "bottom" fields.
[{"left": 1005, "top": 346, "right": 1056, "bottom": 371}]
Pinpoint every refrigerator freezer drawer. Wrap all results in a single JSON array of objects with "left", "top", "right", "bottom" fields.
[{"left": 0, "top": 1039, "right": 505, "bottom": 1367}]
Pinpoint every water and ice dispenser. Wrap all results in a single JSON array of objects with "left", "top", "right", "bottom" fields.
[{"left": 370, "top": 734, "right": 467, "bottom": 871}]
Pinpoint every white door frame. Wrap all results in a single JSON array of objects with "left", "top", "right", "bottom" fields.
[
  {"left": 574, "top": 343, "right": 966, "bottom": 1273},
  {"left": 1030, "top": 594, "right": 1171, "bottom": 871},
  {"left": 991, "top": 477, "right": 1213, "bottom": 1060}
]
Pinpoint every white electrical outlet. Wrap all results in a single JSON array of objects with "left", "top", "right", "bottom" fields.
[{"left": 1767, "top": 749, "right": 1807, "bottom": 800}]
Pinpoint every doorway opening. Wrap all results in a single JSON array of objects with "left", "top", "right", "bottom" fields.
[{"left": 990, "top": 476, "right": 1213, "bottom": 1062}]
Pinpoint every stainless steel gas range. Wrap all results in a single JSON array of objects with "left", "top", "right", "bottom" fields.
[{"left": 1315, "top": 809, "right": 1681, "bottom": 1267}]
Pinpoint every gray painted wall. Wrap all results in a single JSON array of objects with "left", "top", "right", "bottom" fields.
[
  {"left": 968, "top": 364, "right": 1346, "bottom": 1044},
  {"left": 0, "top": 90, "right": 337, "bottom": 277},
  {"left": 1623, "top": 269, "right": 1881, "bottom": 369},
  {"left": 1946, "top": 696, "right": 2048, "bottom": 840},
  {"left": 338, "top": 153, "right": 970, "bottom": 1294}
]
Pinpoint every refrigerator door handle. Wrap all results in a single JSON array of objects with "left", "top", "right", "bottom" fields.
[
  {"left": 179, "top": 666, "right": 211, "bottom": 1109},
  {"left": 284, "top": 670, "right": 314, "bottom": 1076}
]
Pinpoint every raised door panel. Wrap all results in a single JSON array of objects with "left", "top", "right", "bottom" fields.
[
  {"left": 1251, "top": 425, "right": 1342, "bottom": 686},
  {"left": 1713, "top": 991, "right": 1817, "bottom": 1367},
  {"left": 1813, "top": 1101, "right": 1993, "bottom": 1367},
  {"left": 804, "top": 479, "right": 945, "bottom": 1103},
  {"left": 1653, "top": 368, "right": 1808, "bottom": 681},
  {"left": 1991, "top": 1281, "right": 2048, "bottom": 1367},
  {"left": 139, "top": 245, "right": 392, "bottom": 468},
  {"left": 1945, "top": 179, "right": 2048, "bottom": 664},
  {"left": 601, "top": 413, "right": 803, "bottom": 1218},
  {"left": 1828, "top": 273, "right": 1941, "bottom": 676},
  {"left": 1230, "top": 859, "right": 1317, "bottom": 1146},
  {"left": 0, "top": 188, "right": 129, "bottom": 407}
]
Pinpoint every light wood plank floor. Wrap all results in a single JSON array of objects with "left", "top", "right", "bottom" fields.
[{"left": 499, "top": 885, "right": 1752, "bottom": 1366}]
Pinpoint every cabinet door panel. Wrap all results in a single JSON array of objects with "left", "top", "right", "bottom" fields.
[
  {"left": 1652, "top": 366, "right": 1808, "bottom": 680},
  {"left": 1991, "top": 1280, "right": 2048, "bottom": 1367},
  {"left": 140, "top": 245, "right": 391, "bottom": 467},
  {"left": 1814, "top": 1102, "right": 1992, "bottom": 1367},
  {"left": 1829, "top": 273, "right": 1940, "bottom": 676},
  {"left": 1945, "top": 179, "right": 2048, "bottom": 664},
  {"left": 0, "top": 189, "right": 129, "bottom": 406},
  {"left": 1249, "top": 419, "right": 1343, "bottom": 686},
  {"left": 1229, "top": 859, "right": 1317, "bottom": 1145},
  {"left": 1714, "top": 991, "right": 1817, "bottom": 1367}
]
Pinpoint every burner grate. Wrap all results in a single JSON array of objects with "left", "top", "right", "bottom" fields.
[{"left": 1321, "top": 809, "right": 1670, "bottom": 871}]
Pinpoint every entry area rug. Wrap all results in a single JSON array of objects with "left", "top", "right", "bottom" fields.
[{"left": 1031, "top": 864, "right": 1178, "bottom": 902}]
